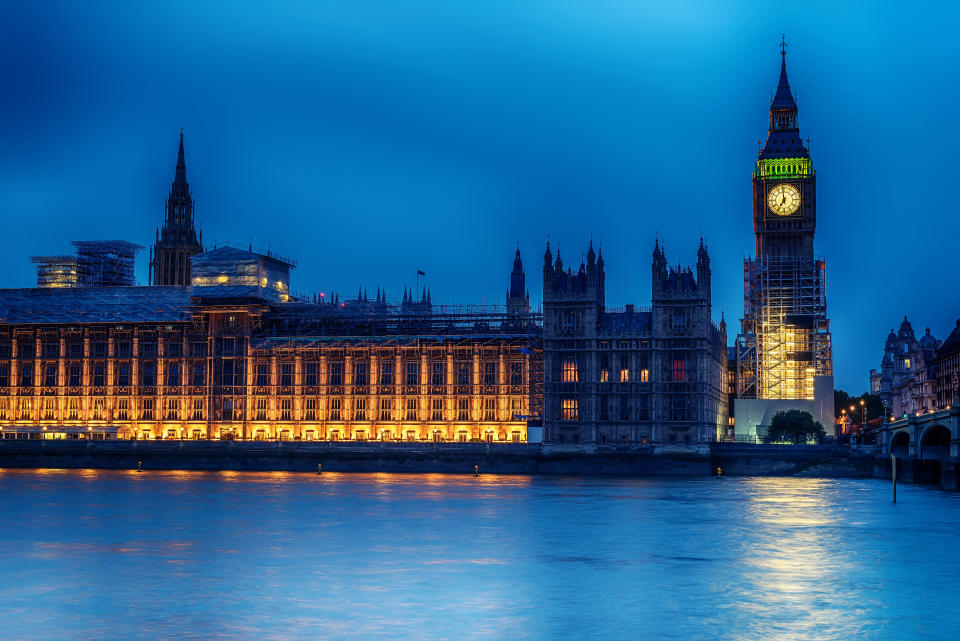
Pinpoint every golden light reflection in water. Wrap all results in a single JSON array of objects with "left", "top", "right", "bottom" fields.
[{"left": 732, "top": 478, "right": 859, "bottom": 641}]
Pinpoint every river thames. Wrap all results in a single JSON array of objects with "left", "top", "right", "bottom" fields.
[{"left": 1, "top": 470, "right": 958, "bottom": 640}]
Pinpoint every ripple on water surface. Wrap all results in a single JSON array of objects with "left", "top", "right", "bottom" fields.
[{"left": 0, "top": 470, "right": 958, "bottom": 641}]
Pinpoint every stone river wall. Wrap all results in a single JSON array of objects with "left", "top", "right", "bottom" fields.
[{"left": 0, "top": 439, "right": 889, "bottom": 478}]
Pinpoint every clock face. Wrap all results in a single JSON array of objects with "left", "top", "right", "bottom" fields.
[{"left": 767, "top": 183, "right": 801, "bottom": 216}]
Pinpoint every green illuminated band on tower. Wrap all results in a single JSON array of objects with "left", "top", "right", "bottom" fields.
[{"left": 755, "top": 157, "right": 811, "bottom": 179}]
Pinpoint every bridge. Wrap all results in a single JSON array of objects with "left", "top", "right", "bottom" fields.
[{"left": 878, "top": 406, "right": 960, "bottom": 486}]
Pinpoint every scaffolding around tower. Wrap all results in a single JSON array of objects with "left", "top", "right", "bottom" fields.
[{"left": 735, "top": 255, "right": 832, "bottom": 401}]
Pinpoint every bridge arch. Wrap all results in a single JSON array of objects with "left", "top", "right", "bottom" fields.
[
  {"left": 920, "top": 424, "right": 952, "bottom": 460},
  {"left": 890, "top": 430, "right": 910, "bottom": 455}
]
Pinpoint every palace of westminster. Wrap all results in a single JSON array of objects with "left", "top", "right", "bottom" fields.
[{"left": 0, "top": 48, "right": 837, "bottom": 444}]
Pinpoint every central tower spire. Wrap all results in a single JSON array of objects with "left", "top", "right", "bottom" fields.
[{"left": 149, "top": 132, "right": 204, "bottom": 286}]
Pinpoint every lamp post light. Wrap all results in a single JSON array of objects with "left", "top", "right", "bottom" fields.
[{"left": 859, "top": 398, "right": 866, "bottom": 443}]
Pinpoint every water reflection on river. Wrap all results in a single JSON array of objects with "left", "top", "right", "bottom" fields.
[{"left": 1, "top": 470, "right": 958, "bottom": 640}]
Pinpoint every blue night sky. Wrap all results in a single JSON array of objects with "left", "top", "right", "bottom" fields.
[{"left": 1, "top": 1, "right": 957, "bottom": 393}]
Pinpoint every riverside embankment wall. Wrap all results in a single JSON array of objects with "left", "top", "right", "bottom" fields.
[{"left": 0, "top": 440, "right": 882, "bottom": 478}]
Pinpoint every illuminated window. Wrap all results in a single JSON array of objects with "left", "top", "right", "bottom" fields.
[
  {"left": 353, "top": 398, "right": 366, "bottom": 421},
  {"left": 510, "top": 397, "right": 522, "bottom": 416},
  {"left": 93, "top": 398, "right": 105, "bottom": 421},
  {"left": 380, "top": 397, "right": 392, "bottom": 421},
  {"left": 640, "top": 369, "right": 650, "bottom": 383},
  {"left": 431, "top": 397, "right": 443, "bottom": 420},
  {"left": 43, "top": 397, "right": 55, "bottom": 421},
  {"left": 431, "top": 362, "right": 444, "bottom": 386},
  {"left": 192, "top": 398, "right": 203, "bottom": 421},
  {"left": 405, "top": 362, "right": 418, "bottom": 386},
  {"left": 329, "top": 398, "right": 341, "bottom": 421},
  {"left": 304, "top": 398, "right": 316, "bottom": 421},
  {"left": 510, "top": 362, "right": 522, "bottom": 385},
  {"left": 483, "top": 397, "right": 496, "bottom": 421},
  {"left": 672, "top": 359, "right": 688, "bottom": 382},
  {"left": 139, "top": 398, "right": 153, "bottom": 421},
  {"left": 904, "top": 358, "right": 911, "bottom": 370},
  {"left": 116, "top": 398, "right": 129, "bottom": 421},
  {"left": 166, "top": 398, "right": 179, "bottom": 420},
  {"left": 457, "top": 398, "right": 470, "bottom": 421},
  {"left": 281, "top": 398, "right": 293, "bottom": 421},
  {"left": 18, "top": 397, "right": 31, "bottom": 421},
  {"left": 600, "top": 369, "right": 609, "bottom": 383},
  {"left": 406, "top": 398, "right": 418, "bottom": 421},
  {"left": 562, "top": 398, "right": 579, "bottom": 421},
  {"left": 255, "top": 398, "right": 268, "bottom": 421},
  {"left": 619, "top": 369, "right": 630, "bottom": 383},
  {"left": 562, "top": 359, "right": 578, "bottom": 383}
]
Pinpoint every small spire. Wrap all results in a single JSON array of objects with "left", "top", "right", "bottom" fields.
[
  {"left": 772, "top": 36, "right": 796, "bottom": 110},
  {"left": 174, "top": 130, "right": 187, "bottom": 185}
]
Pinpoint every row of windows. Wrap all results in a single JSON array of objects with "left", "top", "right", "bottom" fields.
[
  {"left": 560, "top": 358, "right": 688, "bottom": 383},
  {"left": 559, "top": 395, "right": 691, "bottom": 422},
  {"left": 2, "top": 396, "right": 525, "bottom": 423},
  {"left": 0, "top": 361, "right": 526, "bottom": 389},
  {"left": 1, "top": 341, "right": 208, "bottom": 359},
  {"left": 0, "top": 363, "right": 205, "bottom": 388}
]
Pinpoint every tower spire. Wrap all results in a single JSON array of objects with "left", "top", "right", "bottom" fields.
[
  {"left": 175, "top": 130, "right": 187, "bottom": 185},
  {"left": 771, "top": 36, "right": 797, "bottom": 112}
]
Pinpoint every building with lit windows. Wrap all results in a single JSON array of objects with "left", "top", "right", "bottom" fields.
[
  {"left": 869, "top": 317, "right": 940, "bottom": 419},
  {"left": 0, "top": 249, "right": 541, "bottom": 442},
  {"left": 541, "top": 239, "right": 728, "bottom": 444}
]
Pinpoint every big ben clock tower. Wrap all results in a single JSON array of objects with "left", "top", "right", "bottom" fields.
[
  {"left": 753, "top": 40, "right": 816, "bottom": 260},
  {"left": 735, "top": 40, "right": 834, "bottom": 434}
]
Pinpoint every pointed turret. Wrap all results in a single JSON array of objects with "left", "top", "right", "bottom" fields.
[
  {"left": 652, "top": 239, "right": 667, "bottom": 290},
  {"left": 509, "top": 247, "right": 526, "bottom": 300}
]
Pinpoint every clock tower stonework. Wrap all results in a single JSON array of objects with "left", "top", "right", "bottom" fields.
[{"left": 735, "top": 43, "right": 834, "bottom": 438}]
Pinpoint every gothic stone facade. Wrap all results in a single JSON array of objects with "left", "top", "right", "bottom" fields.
[{"left": 541, "top": 240, "right": 728, "bottom": 444}]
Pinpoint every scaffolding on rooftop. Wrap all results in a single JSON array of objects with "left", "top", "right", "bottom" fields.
[{"left": 31, "top": 241, "right": 143, "bottom": 289}]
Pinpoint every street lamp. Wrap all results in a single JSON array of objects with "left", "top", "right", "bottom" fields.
[{"left": 859, "top": 399, "right": 866, "bottom": 443}]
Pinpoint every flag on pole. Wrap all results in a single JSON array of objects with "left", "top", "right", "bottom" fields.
[{"left": 417, "top": 269, "right": 425, "bottom": 276}]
